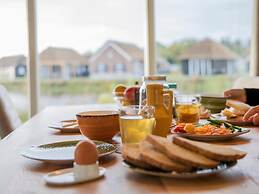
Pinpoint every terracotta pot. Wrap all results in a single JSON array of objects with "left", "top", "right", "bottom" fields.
[{"left": 76, "top": 110, "right": 119, "bottom": 141}]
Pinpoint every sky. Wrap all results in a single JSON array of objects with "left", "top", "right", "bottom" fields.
[{"left": 0, "top": 0, "right": 253, "bottom": 58}]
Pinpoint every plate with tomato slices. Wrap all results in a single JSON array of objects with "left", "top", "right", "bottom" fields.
[{"left": 172, "top": 119, "right": 250, "bottom": 141}]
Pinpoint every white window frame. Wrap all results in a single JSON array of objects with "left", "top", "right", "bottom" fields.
[
  {"left": 144, "top": 0, "right": 156, "bottom": 76},
  {"left": 26, "top": 0, "right": 258, "bottom": 117},
  {"left": 251, "top": 0, "right": 259, "bottom": 76},
  {"left": 27, "top": 0, "right": 39, "bottom": 117}
]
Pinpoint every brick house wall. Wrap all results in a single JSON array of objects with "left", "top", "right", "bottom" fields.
[{"left": 89, "top": 46, "right": 134, "bottom": 74}]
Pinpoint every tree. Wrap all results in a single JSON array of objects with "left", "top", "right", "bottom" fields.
[
  {"left": 157, "top": 39, "right": 197, "bottom": 64},
  {"left": 221, "top": 38, "right": 249, "bottom": 57}
]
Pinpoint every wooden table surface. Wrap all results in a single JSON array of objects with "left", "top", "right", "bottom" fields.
[{"left": 1, "top": 105, "right": 259, "bottom": 194}]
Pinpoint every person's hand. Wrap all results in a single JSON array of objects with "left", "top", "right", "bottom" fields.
[
  {"left": 224, "top": 89, "right": 246, "bottom": 103},
  {"left": 243, "top": 106, "right": 259, "bottom": 125}
]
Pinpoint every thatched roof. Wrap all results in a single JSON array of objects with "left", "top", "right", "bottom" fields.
[
  {"left": 0, "top": 55, "right": 26, "bottom": 67},
  {"left": 179, "top": 38, "right": 239, "bottom": 60},
  {"left": 40, "top": 47, "right": 87, "bottom": 64}
]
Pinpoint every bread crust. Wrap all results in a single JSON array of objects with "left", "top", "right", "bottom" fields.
[
  {"left": 226, "top": 100, "right": 250, "bottom": 115},
  {"left": 146, "top": 135, "right": 219, "bottom": 168},
  {"left": 173, "top": 136, "right": 247, "bottom": 161},
  {"left": 139, "top": 141, "right": 192, "bottom": 172},
  {"left": 123, "top": 135, "right": 246, "bottom": 172},
  {"left": 122, "top": 144, "right": 154, "bottom": 169}
]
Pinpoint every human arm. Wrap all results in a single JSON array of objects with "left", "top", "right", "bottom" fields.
[
  {"left": 243, "top": 105, "right": 259, "bottom": 125},
  {"left": 224, "top": 88, "right": 259, "bottom": 106}
]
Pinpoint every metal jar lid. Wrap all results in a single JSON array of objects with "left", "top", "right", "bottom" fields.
[{"left": 142, "top": 75, "right": 166, "bottom": 81}]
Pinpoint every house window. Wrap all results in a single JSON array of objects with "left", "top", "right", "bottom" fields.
[
  {"left": 51, "top": 64, "right": 62, "bottom": 78},
  {"left": 114, "top": 63, "right": 126, "bottom": 73},
  {"left": 76, "top": 65, "right": 89, "bottom": 76},
  {"left": 15, "top": 64, "right": 26, "bottom": 77},
  {"left": 52, "top": 65, "right": 61, "bottom": 73},
  {"left": 96, "top": 64, "right": 108, "bottom": 73}
]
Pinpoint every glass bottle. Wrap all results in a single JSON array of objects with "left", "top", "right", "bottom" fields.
[
  {"left": 146, "top": 84, "right": 173, "bottom": 137},
  {"left": 139, "top": 75, "right": 167, "bottom": 106}
]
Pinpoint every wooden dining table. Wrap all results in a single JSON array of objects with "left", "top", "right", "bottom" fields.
[{"left": 0, "top": 104, "right": 259, "bottom": 194}]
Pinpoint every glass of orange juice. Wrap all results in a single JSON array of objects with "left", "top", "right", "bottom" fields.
[
  {"left": 119, "top": 105, "right": 155, "bottom": 144},
  {"left": 175, "top": 95, "right": 200, "bottom": 124}
]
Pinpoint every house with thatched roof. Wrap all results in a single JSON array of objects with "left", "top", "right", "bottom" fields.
[
  {"left": 0, "top": 55, "right": 26, "bottom": 80},
  {"left": 179, "top": 38, "right": 239, "bottom": 75},
  {"left": 40, "top": 47, "right": 89, "bottom": 79}
]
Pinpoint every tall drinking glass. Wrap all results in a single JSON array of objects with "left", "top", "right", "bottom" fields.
[{"left": 119, "top": 105, "right": 155, "bottom": 144}]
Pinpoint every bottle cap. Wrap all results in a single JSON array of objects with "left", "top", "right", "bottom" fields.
[{"left": 168, "top": 83, "right": 177, "bottom": 89}]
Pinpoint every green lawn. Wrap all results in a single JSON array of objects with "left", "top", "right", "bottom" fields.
[
  {"left": 0, "top": 75, "right": 237, "bottom": 96},
  {"left": 0, "top": 74, "right": 238, "bottom": 123},
  {"left": 0, "top": 78, "right": 138, "bottom": 96},
  {"left": 167, "top": 73, "right": 236, "bottom": 95}
]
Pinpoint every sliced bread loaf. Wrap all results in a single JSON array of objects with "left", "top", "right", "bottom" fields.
[
  {"left": 139, "top": 141, "right": 192, "bottom": 172},
  {"left": 122, "top": 143, "right": 154, "bottom": 169},
  {"left": 226, "top": 100, "right": 250, "bottom": 115},
  {"left": 146, "top": 135, "right": 219, "bottom": 168},
  {"left": 173, "top": 136, "right": 247, "bottom": 161}
]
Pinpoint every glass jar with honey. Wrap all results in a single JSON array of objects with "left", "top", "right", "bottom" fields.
[
  {"left": 175, "top": 95, "right": 200, "bottom": 124},
  {"left": 139, "top": 75, "right": 167, "bottom": 107}
]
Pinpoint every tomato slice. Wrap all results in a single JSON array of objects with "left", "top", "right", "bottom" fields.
[{"left": 172, "top": 123, "right": 186, "bottom": 133}]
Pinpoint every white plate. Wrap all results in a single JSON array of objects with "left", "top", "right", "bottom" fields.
[
  {"left": 44, "top": 167, "right": 105, "bottom": 185},
  {"left": 175, "top": 128, "right": 250, "bottom": 141},
  {"left": 211, "top": 114, "right": 253, "bottom": 126},
  {"left": 123, "top": 161, "right": 237, "bottom": 178},
  {"left": 48, "top": 120, "right": 80, "bottom": 133},
  {"left": 21, "top": 140, "right": 116, "bottom": 164}
]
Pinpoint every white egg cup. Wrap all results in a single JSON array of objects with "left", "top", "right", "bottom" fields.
[
  {"left": 44, "top": 162, "right": 105, "bottom": 185},
  {"left": 73, "top": 162, "right": 99, "bottom": 181}
]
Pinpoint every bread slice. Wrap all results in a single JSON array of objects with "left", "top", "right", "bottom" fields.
[
  {"left": 122, "top": 144, "right": 153, "bottom": 169},
  {"left": 222, "top": 108, "right": 237, "bottom": 118},
  {"left": 139, "top": 141, "right": 192, "bottom": 172},
  {"left": 146, "top": 135, "right": 219, "bottom": 168},
  {"left": 146, "top": 134, "right": 169, "bottom": 152},
  {"left": 230, "top": 108, "right": 246, "bottom": 116},
  {"left": 226, "top": 100, "right": 250, "bottom": 115},
  {"left": 173, "top": 136, "right": 247, "bottom": 161}
]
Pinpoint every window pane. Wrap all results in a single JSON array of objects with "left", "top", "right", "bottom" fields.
[
  {"left": 0, "top": 0, "right": 28, "bottom": 123},
  {"left": 38, "top": 0, "right": 145, "bottom": 109},
  {"left": 155, "top": 0, "right": 253, "bottom": 94}
]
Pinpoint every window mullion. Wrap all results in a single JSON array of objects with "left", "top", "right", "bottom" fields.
[
  {"left": 145, "top": 0, "right": 156, "bottom": 76},
  {"left": 251, "top": 0, "right": 259, "bottom": 76},
  {"left": 27, "top": 0, "right": 40, "bottom": 117}
]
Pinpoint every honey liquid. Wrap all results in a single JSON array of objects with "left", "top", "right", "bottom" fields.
[
  {"left": 119, "top": 115, "right": 155, "bottom": 143},
  {"left": 176, "top": 103, "right": 200, "bottom": 124}
]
